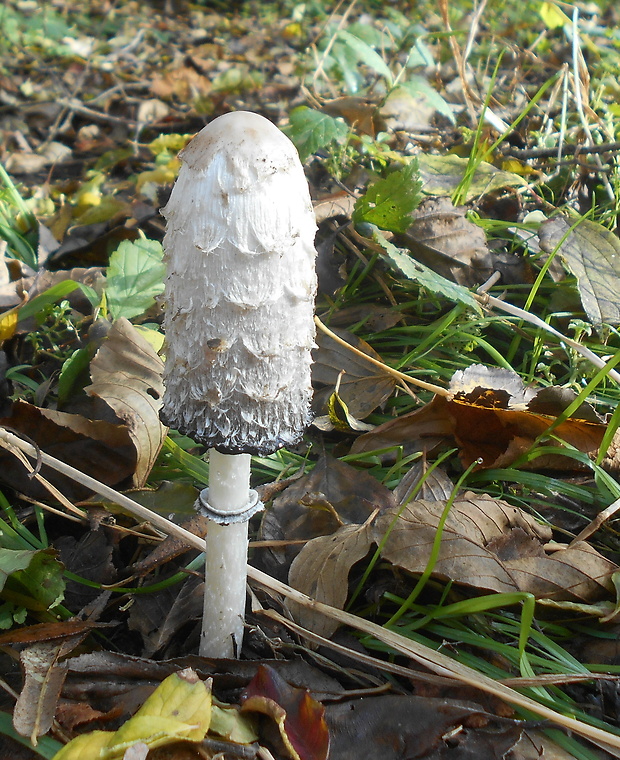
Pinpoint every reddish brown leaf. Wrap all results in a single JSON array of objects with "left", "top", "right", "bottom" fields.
[
  {"left": 0, "top": 620, "right": 105, "bottom": 647},
  {"left": 352, "top": 364, "right": 607, "bottom": 470},
  {"left": 241, "top": 665, "right": 329, "bottom": 760}
]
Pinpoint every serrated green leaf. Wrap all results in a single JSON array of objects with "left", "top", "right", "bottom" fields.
[
  {"left": 336, "top": 30, "right": 393, "bottom": 86},
  {"left": 284, "top": 107, "right": 349, "bottom": 162},
  {"left": 106, "top": 238, "right": 165, "bottom": 320},
  {"left": 372, "top": 229, "right": 481, "bottom": 312},
  {"left": 353, "top": 162, "right": 422, "bottom": 234}
]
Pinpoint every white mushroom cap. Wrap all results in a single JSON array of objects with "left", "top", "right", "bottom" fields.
[{"left": 160, "top": 111, "right": 317, "bottom": 455}]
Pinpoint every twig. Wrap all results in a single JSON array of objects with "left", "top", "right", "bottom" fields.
[
  {"left": 570, "top": 7, "right": 615, "bottom": 202},
  {"left": 56, "top": 98, "right": 138, "bottom": 129},
  {"left": 568, "top": 496, "right": 620, "bottom": 548},
  {"left": 504, "top": 140, "right": 620, "bottom": 160},
  {"left": 2, "top": 427, "right": 620, "bottom": 752},
  {"left": 474, "top": 292, "right": 620, "bottom": 386},
  {"left": 314, "top": 315, "right": 450, "bottom": 396}
]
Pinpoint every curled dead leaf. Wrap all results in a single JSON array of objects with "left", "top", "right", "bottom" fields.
[
  {"left": 352, "top": 364, "right": 607, "bottom": 471},
  {"left": 312, "top": 326, "right": 396, "bottom": 421},
  {"left": 86, "top": 317, "right": 166, "bottom": 486},
  {"left": 374, "top": 494, "right": 616, "bottom": 601}
]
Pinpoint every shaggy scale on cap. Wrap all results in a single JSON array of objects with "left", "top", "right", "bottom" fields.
[{"left": 160, "top": 111, "right": 317, "bottom": 455}]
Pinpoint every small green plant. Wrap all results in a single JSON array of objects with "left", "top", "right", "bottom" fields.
[{"left": 0, "top": 162, "right": 38, "bottom": 271}]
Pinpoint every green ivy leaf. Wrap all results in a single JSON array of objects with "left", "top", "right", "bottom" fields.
[
  {"left": 353, "top": 162, "right": 422, "bottom": 234},
  {"left": 106, "top": 238, "right": 165, "bottom": 321},
  {"left": 284, "top": 107, "right": 349, "bottom": 162}
]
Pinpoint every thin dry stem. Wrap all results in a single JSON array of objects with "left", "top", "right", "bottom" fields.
[
  {"left": 314, "top": 316, "right": 450, "bottom": 396},
  {"left": 474, "top": 292, "right": 620, "bottom": 385}
]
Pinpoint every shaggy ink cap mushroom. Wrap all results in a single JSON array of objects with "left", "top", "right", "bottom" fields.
[{"left": 160, "top": 111, "right": 318, "bottom": 455}]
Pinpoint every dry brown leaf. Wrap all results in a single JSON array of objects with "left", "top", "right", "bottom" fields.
[
  {"left": 351, "top": 364, "right": 607, "bottom": 470},
  {"left": 312, "top": 326, "right": 396, "bottom": 420},
  {"left": 0, "top": 399, "right": 136, "bottom": 500},
  {"left": 393, "top": 461, "right": 455, "bottom": 505},
  {"left": 313, "top": 192, "right": 357, "bottom": 224},
  {"left": 325, "top": 695, "right": 522, "bottom": 760},
  {"left": 259, "top": 456, "right": 395, "bottom": 580},
  {"left": 395, "top": 197, "right": 494, "bottom": 287},
  {"left": 328, "top": 304, "right": 402, "bottom": 333},
  {"left": 86, "top": 317, "right": 166, "bottom": 487},
  {"left": 373, "top": 494, "right": 617, "bottom": 601},
  {"left": 320, "top": 96, "right": 385, "bottom": 137},
  {"left": 151, "top": 66, "right": 212, "bottom": 101},
  {"left": 288, "top": 520, "right": 376, "bottom": 639},
  {"left": 13, "top": 633, "right": 87, "bottom": 743},
  {"left": 539, "top": 216, "right": 620, "bottom": 325}
]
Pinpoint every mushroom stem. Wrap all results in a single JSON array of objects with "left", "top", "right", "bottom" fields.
[{"left": 200, "top": 449, "right": 251, "bottom": 658}]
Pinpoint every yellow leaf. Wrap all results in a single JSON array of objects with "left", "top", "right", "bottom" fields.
[
  {"left": 539, "top": 1, "right": 570, "bottom": 29},
  {"left": 133, "top": 325, "right": 165, "bottom": 353},
  {"left": 51, "top": 730, "right": 112, "bottom": 760},
  {"left": 103, "top": 716, "right": 201, "bottom": 757},
  {"left": 51, "top": 670, "right": 211, "bottom": 760},
  {"left": 148, "top": 133, "right": 192, "bottom": 156},
  {"left": 136, "top": 160, "right": 180, "bottom": 192},
  {"left": 210, "top": 703, "right": 259, "bottom": 743},
  {"left": 0, "top": 306, "right": 19, "bottom": 343}
]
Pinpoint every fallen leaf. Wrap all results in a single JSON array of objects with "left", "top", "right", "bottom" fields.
[
  {"left": 14, "top": 634, "right": 87, "bottom": 744},
  {"left": 393, "top": 460, "right": 455, "bottom": 505},
  {"left": 312, "top": 326, "right": 396, "bottom": 421},
  {"left": 395, "top": 196, "right": 494, "bottom": 286},
  {"left": 313, "top": 192, "right": 357, "bottom": 224},
  {"left": 0, "top": 620, "right": 106, "bottom": 647},
  {"left": 417, "top": 154, "right": 528, "bottom": 201},
  {"left": 352, "top": 364, "right": 607, "bottom": 470},
  {"left": 128, "top": 576, "right": 202, "bottom": 657},
  {"left": 53, "top": 669, "right": 212, "bottom": 760},
  {"left": 328, "top": 305, "right": 402, "bottom": 333},
  {"left": 539, "top": 216, "right": 620, "bottom": 325},
  {"left": 86, "top": 317, "right": 166, "bottom": 487},
  {"left": 325, "top": 695, "right": 521, "bottom": 760},
  {"left": 54, "top": 530, "right": 116, "bottom": 610},
  {"left": 288, "top": 520, "right": 376, "bottom": 639},
  {"left": 209, "top": 703, "right": 258, "bottom": 744},
  {"left": 320, "top": 96, "right": 385, "bottom": 137},
  {"left": 374, "top": 494, "right": 617, "bottom": 600},
  {"left": 0, "top": 398, "right": 136, "bottom": 500},
  {"left": 241, "top": 665, "right": 329, "bottom": 760},
  {"left": 259, "top": 456, "right": 395, "bottom": 580}
]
